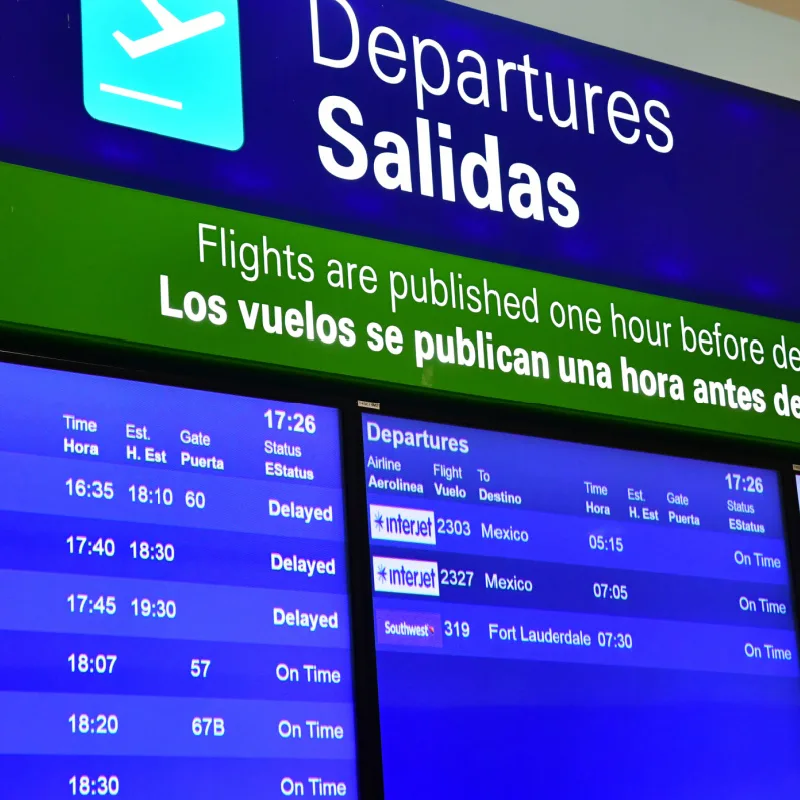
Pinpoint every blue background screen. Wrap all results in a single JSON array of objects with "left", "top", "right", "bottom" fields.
[
  {"left": 363, "top": 414, "right": 800, "bottom": 799},
  {"left": 0, "top": 361, "right": 358, "bottom": 798}
]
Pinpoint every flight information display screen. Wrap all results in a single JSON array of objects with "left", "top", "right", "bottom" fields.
[
  {"left": 364, "top": 415, "right": 800, "bottom": 799},
  {"left": 0, "top": 362, "right": 358, "bottom": 799}
]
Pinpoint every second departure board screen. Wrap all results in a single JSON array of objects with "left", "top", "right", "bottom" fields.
[
  {"left": 364, "top": 415, "right": 800, "bottom": 799},
  {"left": 0, "top": 361, "right": 358, "bottom": 799}
]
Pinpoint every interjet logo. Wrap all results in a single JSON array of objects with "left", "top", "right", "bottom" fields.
[
  {"left": 373, "top": 556, "right": 440, "bottom": 597},
  {"left": 370, "top": 504, "right": 436, "bottom": 546}
]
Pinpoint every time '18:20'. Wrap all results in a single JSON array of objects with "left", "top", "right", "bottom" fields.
[{"left": 69, "top": 713, "right": 118, "bottom": 734}]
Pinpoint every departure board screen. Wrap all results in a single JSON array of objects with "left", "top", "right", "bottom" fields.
[
  {"left": 364, "top": 415, "right": 800, "bottom": 799},
  {"left": 0, "top": 361, "right": 358, "bottom": 799}
]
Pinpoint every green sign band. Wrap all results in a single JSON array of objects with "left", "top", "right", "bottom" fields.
[{"left": 4, "top": 161, "right": 800, "bottom": 444}]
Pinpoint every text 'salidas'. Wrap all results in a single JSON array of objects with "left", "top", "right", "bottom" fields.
[{"left": 311, "top": 0, "right": 674, "bottom": 230}]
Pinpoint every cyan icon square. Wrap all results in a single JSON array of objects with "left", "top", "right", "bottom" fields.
[{"left": 81, "top": 0, "right": 244, "bottom": 150}]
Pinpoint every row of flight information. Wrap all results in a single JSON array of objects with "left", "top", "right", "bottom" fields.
[{"left": 1, "top": 359, "right": 799, "bottom": 800}]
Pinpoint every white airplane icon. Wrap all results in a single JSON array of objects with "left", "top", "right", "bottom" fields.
[{"left": 113, "top": 0, "right": 226, "bottom": 59}]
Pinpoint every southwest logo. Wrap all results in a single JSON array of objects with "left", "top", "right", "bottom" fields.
[
  {"left": 373, "top": 556, "right": 440, "bottom": 597},
  {"left": 81, "top": 0, "right": 244, "bottom": 150},
  {"left": 376, "top": 608, "right": 444, "bottom": 648},
  {"left": 370, "top": 504, "right": 436, "bottom": 546}
]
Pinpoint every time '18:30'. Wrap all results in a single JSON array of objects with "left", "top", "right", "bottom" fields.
[
  {"left": 67, "top": 536, "right": 175, "bottom": 562},
  {"left": 69, "top": 775, "right": 119, "bottom": 796}
]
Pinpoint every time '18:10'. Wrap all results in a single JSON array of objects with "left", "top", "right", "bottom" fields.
[{"left": 129, "top": 484, "right": 173, "bottom": 505}]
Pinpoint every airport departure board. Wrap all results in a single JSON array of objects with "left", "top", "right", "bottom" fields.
[
  {"left": 0, "top": 362, "right": 358, "bottom": 799},
  {"left": 364, "top": 415, "right": 800, "bottom": 799}
]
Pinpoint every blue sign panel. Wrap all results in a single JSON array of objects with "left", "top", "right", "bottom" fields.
[{"left": 1, "top": 0, "right": 799, "bottom": 318}]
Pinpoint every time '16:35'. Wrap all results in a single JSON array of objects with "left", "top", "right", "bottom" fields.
[{"left": 66, "top": 479, "right": 113, "bottom": 500}]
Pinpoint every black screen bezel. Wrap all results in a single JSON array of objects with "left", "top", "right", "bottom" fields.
[
  {"left": 351, "top": 376, "right": 800, "bottom": 798},
  {"left": 0, "top": 340, "right": 386, "bottom": 800}
]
